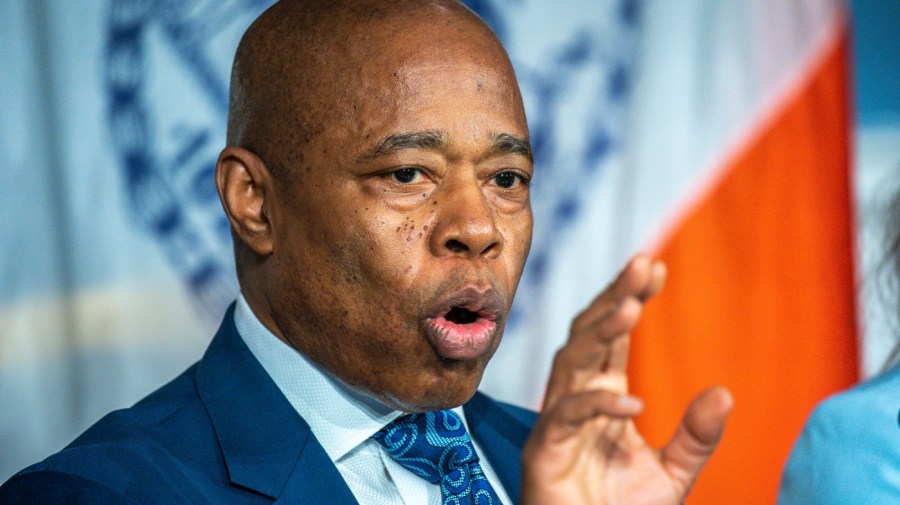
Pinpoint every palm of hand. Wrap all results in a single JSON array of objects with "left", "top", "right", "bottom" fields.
[{"left": 526, "top": 421, "right": 683, "bottom": 505}]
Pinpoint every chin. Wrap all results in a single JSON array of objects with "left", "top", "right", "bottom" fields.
[
  {"left": 383, "top": 371, "right": 483, "bottom": 413},
  {"left": 388, "top": 394, "right": 477, "bottom": 414}
]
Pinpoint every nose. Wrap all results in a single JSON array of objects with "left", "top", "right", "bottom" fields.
[{"left": 430, "top": 179, "right": 502, "bottom": 260}]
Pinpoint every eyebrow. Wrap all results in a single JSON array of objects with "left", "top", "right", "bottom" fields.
[
  {"left": 485, "top": 133, "right": 533, "bottom": 163},
  {"left": 357, "top": 131, "right": 447, "bottom": 162},
  {"left": 357, "top": 130, "right": 533, "bottom": 163}
]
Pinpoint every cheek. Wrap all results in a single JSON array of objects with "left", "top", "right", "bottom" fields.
[
  {"left": 348, "top": 207, "right": 436, "bottom": 287},
  {"left": 274, "top": 221, "right": 428, "bottom": 371},
  {"left": 500, "top": 210, "right": 533, "bottom": 273},
  {"left": 519, "top": 213, "right": 534, "bottom": 263}
]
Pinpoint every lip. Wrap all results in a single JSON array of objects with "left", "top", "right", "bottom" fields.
[
  {"left": 423, "top": 286, "right": 503, "bottom": 360},
  {"left": 424, "top": 286, "right": 503, "bottom": 321}
]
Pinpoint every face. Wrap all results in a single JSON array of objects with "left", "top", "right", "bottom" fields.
[{"left": 264, "top": 19, "right": 533, "bottom": 412}]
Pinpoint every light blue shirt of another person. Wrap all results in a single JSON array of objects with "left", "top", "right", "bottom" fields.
[{"left": 778, "top": 366, "right": 900, "bottom": 504}]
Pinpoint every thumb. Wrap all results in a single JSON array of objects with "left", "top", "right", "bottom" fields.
[{"left": 660, "top": 386, "right": 733, "bottom": 492}]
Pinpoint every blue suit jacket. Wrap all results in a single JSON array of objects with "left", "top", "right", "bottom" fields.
[{"left": 0, "top": 306, "right": 537, "bottom": 504}]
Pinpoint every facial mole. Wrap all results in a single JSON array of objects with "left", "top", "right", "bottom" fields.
[{"left": 423, "top": 225, "right": 428, "bottom": 231}]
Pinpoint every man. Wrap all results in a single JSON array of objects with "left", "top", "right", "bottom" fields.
[{"left": 0, "top": 1, "right": 733, "bottom": 503}]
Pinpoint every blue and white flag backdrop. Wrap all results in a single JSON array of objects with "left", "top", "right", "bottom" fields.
[
  {"left": 0, "top": 0, "right": 638, "bottom": 479},
  {"left": 1, "top": 0, "right": 896, "bottom": 483}
]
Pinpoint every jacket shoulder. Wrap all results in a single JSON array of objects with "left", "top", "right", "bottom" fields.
[
  {"left": 0, "top": 470, "right": 137, "bottom": 504},
  {"left": 1, "top": 365, "right": 234, "bottom": 503},
  {"left": 485, "top": 394, "right": 539, "bottom": 428},
  {"left": 466, "top": 390, "right": 538, "bottom": 438},
  {"left": 473, "top": 390, "right": 537, "bottom": 418}
]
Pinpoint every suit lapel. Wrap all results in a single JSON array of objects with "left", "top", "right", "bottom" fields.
[
  {"left": 464, "top": 392, "right": 536, "bottom": 505},
  {"left": 195, "top": 305, "right": 359, "bottom": 504}
]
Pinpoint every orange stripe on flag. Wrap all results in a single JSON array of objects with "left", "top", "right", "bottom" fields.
[{"left": 630, "top": 25, "right": 858, "bottom": 505}]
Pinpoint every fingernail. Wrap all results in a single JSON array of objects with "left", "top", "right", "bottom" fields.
[
  {"left": 652, "top": 261, "right": 666, "bottom": 275},
  {"left": 618, "top": 395, "right": 644, "bottom": 411}
]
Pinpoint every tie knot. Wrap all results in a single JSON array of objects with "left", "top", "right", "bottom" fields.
[
  {"left": 374, "top": 410, "right": 478, "bottom": 484},
  {"left": 374, "top": 410, "right": 500, "bottom": 504}
]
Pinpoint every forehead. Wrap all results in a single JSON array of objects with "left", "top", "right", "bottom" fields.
[{"left": 330, "top": 22, "right": 528, "bottom": 149}]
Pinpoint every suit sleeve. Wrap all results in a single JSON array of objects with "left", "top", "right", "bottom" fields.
[{"left": 0, "top": 470, "right": 138, "bottom": 504}]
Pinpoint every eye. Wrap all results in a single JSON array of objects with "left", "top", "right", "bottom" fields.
[
  {"left": 389, "top": 167, "right": 423, "bottom": 184},
  {"left": 492, "top": 171, "right": 528, "bottom": 189}
]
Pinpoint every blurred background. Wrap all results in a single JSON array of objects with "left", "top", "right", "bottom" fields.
[{"left": 1, "top": 0, "right": 897, "bottom": 503}]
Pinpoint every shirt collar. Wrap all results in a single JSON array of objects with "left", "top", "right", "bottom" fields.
[{"left": 233, "top": 294, "right": 403, "bottom": 462}]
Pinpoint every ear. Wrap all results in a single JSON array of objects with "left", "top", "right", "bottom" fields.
[{"left": 215, "top": 146, "right": 275, "bottom": 256}]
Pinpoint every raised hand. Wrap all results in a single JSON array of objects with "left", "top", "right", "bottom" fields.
[{"left": 520, "top": 255, "right": 733, "bottom": 505}]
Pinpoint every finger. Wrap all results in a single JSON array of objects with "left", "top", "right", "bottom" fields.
[
  {"left": 570, "top": 255, "right": 653, "bottom": 337},
  {"left": 575, "top": 295, "right": 642, "bottom": 348},
  {"left": 559, "top": 296, "right": 641, "bottom": 370},
  {"left": 538, "top": 390, "right": 644, "bottom": 445},
  {"left": 601, "top": 261, "right": 663, "bottom": 374},
  {"left": 603, "top": 327, "right": 630, "bottom": 373},
  {"left": 660, "top": 387, "right": 734, "bottom": 493},
  {"left": 639, "top": 260, "right": 667, "bottom": 301},
  {"left": 544, "top": 256, "right": 662, "bottom": 411},
  {"left": 543, "top": 298, "right": 641, "bottom": 408}
]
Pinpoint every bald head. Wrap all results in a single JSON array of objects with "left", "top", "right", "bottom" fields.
[{"left": 227, "top": 0, "right": 518, "bottom": 179}]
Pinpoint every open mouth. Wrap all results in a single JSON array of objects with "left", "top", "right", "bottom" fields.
[
  {"left": 423, "top": 287, "right": 503, "bottom": 360},
  {"left": 445, "top": 306, "right": 479, "bottom": 325}
]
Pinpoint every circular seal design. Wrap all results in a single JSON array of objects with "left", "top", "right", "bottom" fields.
[{"left": 104, "top": 0, "right": 276, "bottom": 320}]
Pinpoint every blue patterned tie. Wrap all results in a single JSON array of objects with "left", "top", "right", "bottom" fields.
[{"left": 373, "top": 410, "right": 501, "bottom": 505}]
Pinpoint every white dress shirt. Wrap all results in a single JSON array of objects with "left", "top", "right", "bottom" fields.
[{"left": 234, "top": 294, "right": 512, "bottom": 505}]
